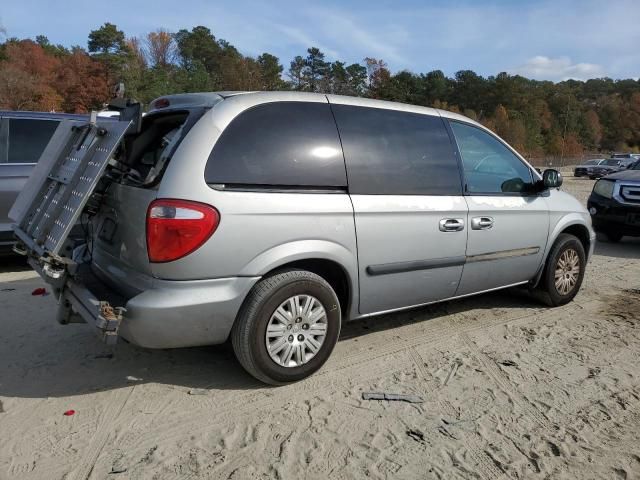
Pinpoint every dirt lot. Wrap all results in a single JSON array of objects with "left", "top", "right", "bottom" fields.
[{"left": 1, "top": 177, "right": 639, "bottom": 480}]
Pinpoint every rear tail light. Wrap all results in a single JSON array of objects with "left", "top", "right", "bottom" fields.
[{"left": 146, "top": 199, "right": 220, "bottom": 263}]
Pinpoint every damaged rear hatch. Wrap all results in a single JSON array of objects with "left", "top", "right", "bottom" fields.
[{"left": 10, "top": 94, "right": 221, "bottom": 343}]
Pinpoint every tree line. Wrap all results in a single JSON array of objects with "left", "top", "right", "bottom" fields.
[{"left": 1, "top": 22, "right": 639, "bottom": 157}]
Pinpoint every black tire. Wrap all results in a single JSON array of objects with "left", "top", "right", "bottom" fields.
[
  {"left": 539, "top": 233, "right": 586, "bottom": 307},
  {"left": 605, "top": 231, "right": 623, "bottom": 243},
  {"left": 231, "top": 269, "right": 341, "bottom": 385}
]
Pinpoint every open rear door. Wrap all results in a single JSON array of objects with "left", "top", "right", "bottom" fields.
[{"left": 10, "top": 116, "right": 131, "bottom": 259}]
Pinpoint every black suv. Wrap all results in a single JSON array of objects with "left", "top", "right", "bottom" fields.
[{"left": 588, "top": 161, "right": 640, "bottom": 241}]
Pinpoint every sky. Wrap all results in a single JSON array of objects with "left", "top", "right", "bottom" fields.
[{"left": 1, "top": 0, "right": 639, "bottom": 81}]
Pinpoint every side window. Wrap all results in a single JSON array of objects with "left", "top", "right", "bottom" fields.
[
  {"left": 332, "top": 105, "right": 461, "bottom": 195},
  {"left": 206, "top": 102, "right": 346, "bottom": 187},
  {"left": 7, "top": 118, "right": 59, "bottom": 163},
  {"left": 450, "top": 121, "right": 533, "bottom": 194}
]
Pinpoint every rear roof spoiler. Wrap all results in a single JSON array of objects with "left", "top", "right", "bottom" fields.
[{"left": 148, "top": 92, "right": 226, "bottom": 114}]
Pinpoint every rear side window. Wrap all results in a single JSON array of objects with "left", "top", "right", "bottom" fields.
[
  {"left": 120, "top": 110, "right": 194, "bottom": 186},
  {"left": 7, "top": 118, "right": 59, "bottom": 163},
  {"left": 331, "top": 105, "right": 461, "bottom": 195},
  {"left": 206, "top": 102, "right": 346, "bottom": 187}
]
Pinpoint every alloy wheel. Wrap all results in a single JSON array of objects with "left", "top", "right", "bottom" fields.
[{"left": 554, "top": 248, "right": 581, "bottom": 295}]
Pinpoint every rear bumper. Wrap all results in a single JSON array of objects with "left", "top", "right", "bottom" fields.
[
  {"left": 48, "top": 261, "right": 260, "bottom": 348},
  {"left": 120, "top": 275, "right": 259, "bottom": 348}
]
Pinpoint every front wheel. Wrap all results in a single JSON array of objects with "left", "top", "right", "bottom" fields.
[
  {"left": 539, "top": 233, "right": 586, "bottom": 306},
  {"left": 231, "top": 270, "right": 341, "bottom": 385}
]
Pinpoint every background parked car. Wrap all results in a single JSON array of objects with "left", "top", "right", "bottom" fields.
[
  {"left": 588, "top": 160, "right": 640, "bottom": 242},
  {"left": 0, "top": 111, "right": 116, "bottom": 251},
  {"left": 611, "top": 153, "right": 640, "bottom": 161},
  {"left": 1, "top": 112, "right": 81, "bottom": 249},
  {"left": 589, "top": 158, "right": 637, "bottom": 179},
  {"left": 574, "top": 158, "right": 606, "bottom": 177}
]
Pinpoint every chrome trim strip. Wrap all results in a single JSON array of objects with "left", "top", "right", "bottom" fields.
[
  {"left": 613, "top": 181, "right": 640, "bottom": 206},
  {"left": 366, "top": 256, "right": 466, "bottom": 276},
  {"left": 208, "top": 183, "right": 347, "bottom": 194},
  {"left": 366, "top": 247, "right": 540, "bottom": 277},
  {"left": 466, "top": 246, "right": 540, "bottom": 263},
  {"left": 355, "top": 280, "right": 529, "bottom": 319}
]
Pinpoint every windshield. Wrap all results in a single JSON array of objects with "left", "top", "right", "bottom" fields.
[
  {"left": 603, "top": 159, "right": 620, "bottom": 166},
  {"left": 582, "top": 159, "right": 600, "bottom": 165},
  {"left": 633, "top": 161, "right": 640, "bottom": 170}
]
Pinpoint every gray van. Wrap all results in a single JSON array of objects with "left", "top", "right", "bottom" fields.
[
  {"left": 0, "top": 111, "right": 114, "bottom": 249},
  {"left": 0, "top": 112, "right": 89, "bottom": 248},
  {"left": 11, "top": 92, "right": 595, "bottom": 384}
]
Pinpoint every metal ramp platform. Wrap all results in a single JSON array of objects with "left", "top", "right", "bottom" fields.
[{"left": 10, "top": 117, "right": 131, "bottom": 258}]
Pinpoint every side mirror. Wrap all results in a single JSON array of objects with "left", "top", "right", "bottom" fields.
[{"left": 542, "top": 169, "right": 563, "bottom": 189}]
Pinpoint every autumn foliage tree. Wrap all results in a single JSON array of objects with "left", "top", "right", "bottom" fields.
[
  {"left": 0, "top": 39, "right": 108, "bottom": 112},
  {"left": 364, "top": 57, "right": 392, "bottom": 99},
  {"left": 56, "top": 48, "right": 109, "bottom": 112},
  {"left": 0, "top": 63, "right": 39, "bottom": 110},
  {"left": 145, "top": 30, "right": 176, "bottom": 67},
  {"left": 0, "top": 40, "right": 61, "bottom": 110}
]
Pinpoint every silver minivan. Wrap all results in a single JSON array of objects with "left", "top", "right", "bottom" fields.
[{"left": 11, "top": 91, "right": 595, "bottom": 384}]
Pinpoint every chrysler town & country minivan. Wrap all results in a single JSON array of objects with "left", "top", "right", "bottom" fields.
[{"left": 11, "top": 91, "right": 595, "bottom": 384}]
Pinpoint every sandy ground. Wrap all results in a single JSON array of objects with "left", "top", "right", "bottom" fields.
[{"left": 1, "top": 177, "right": 639, "bottom": 480}]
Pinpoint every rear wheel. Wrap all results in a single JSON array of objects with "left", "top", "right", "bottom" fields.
[
  {"left": 231, "top": 270, "right": 341, "bottom": 385},
  {"left": 539, "top": 234, "right": 586, "bottom": 307}
]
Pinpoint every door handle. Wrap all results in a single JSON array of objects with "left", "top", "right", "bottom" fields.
[
  {"left": 471, "top": 216, "right": 494, "bottom": 230},
  {"left": 439, "top": 218, "right": 465, "bottom": 232}
]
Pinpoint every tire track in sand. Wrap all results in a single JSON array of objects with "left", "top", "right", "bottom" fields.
[
  {"left": 409, "top": 347, "right": 508, "bottom": 480},
  {"left": 459, "top": 332, "right": 551, "bottom": 431},
  {"left": 104, "top": 298, "right": 599, "bottom": 466},
  {"left": 68, "top": 386, "right": 135, "bottom": 480}
]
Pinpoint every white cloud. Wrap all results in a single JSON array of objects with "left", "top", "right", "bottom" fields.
[
  {"left": 275, "top": 24, "right": 341, "bottom": 60},
  {"left": 309, "top": 8, "right": 408, "bottom": 65},
  {"left": 511, "top": 56, "right": 606, "bottom": 81}
]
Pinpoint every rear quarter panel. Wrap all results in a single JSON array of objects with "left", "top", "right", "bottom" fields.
[{"left": 149, "top": 189, "right": 358, "bottom": 287}]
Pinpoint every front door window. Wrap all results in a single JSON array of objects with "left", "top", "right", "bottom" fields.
[{"left": 450, "top": 121, "right": 533, "bottom": 194}]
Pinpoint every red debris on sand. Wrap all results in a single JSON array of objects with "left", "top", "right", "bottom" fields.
[
  {"left": 31, "top": 287, "right": 47, "bottom": 296},
  {"left": 63, "top": 410, "right": 75, "bottom": 416}
]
